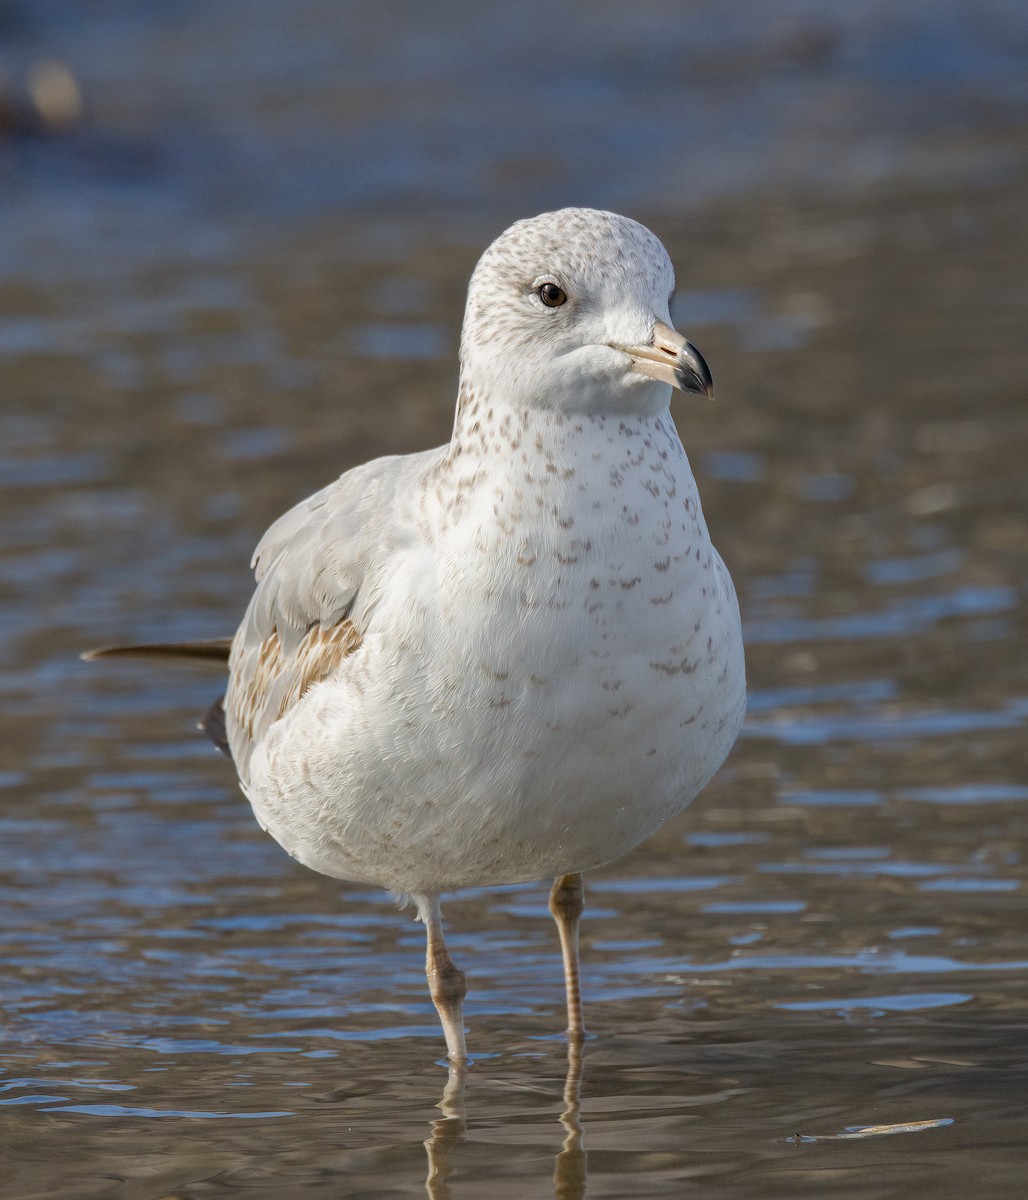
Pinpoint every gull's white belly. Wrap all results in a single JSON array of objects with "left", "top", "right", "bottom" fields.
[{"left": 245, "top": 415, "right": 746, "bottom": 894}]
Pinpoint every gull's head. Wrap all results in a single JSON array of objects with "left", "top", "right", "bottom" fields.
[{"left": 459, "top": 207, "right": 712, "bottom": 416}]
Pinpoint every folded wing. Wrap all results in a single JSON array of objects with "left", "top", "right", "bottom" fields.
[{"left": 225, "top": 448, "right": 441, "bottom": 782}]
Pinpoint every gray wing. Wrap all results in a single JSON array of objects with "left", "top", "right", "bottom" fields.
[{"left": 225, "top": 446, "right": 443, "bottom": 782}]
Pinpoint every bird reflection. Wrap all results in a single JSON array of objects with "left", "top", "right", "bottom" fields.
[
  {"left": 424, "top": 1065, "right": 466, "bottom": 1199},
  {"left": 554, "top": 1041, "right": 586, "bottom": 1200},
  {"left": 424, "top": 1042, "right": 587, "bottom": 1200}
]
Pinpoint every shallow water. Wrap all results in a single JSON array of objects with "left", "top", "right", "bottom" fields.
[{"left": 2, "top": 2, "right": 1027, "bottom": 1197}]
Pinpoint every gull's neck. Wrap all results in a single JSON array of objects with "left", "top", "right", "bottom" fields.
[
  {"left": 449, "top": 377, "right": 674, "bottom": 458},
  {"left": 430, "top": 379, "right": 696, "bottom": 543}
]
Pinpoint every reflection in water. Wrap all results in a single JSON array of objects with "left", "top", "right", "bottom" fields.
[
  {"left": 553, "top": 1043, "right": 586, "bottom": 1200},
  {"left": 424, "top": 1045, "right": 586, "bottom": 1200},
  {"left": 424, "top": 1066, "right": 466, "bottom": 1200}
]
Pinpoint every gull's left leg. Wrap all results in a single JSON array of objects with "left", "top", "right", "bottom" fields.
[
  {"left": 415, "top": 894, "right": 468, "bottom": 1064},
  {"left": 549, "top": 873, "right": 585, "bottom": 1039}
]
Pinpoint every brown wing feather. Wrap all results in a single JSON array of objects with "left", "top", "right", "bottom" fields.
[{"left": 229, "top": 619, "right": 362, "bottom": 745}]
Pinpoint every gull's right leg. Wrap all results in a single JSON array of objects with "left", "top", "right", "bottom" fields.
[{"left": 415, "top": 894, "right": 468, "bottom": 1064}]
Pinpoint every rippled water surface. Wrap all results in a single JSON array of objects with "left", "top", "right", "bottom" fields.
[{"left": 1, "top": 2, "right": 1027, "bottom": 1196}]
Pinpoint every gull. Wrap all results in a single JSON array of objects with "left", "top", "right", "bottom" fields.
[{"left": 85, "top": 208, "right": 747, "bottom": 1064}]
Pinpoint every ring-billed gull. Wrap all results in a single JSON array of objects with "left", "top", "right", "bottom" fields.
[{"left": 86, "top": 208, "right": 746, "bottom": 1063}]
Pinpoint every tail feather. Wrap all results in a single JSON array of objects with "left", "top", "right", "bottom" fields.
[
  {"left": 200, "top": 696, "right": 232, "bottom": 759},
  {"left": 81, "top": 639, "right": 232, "bottom": 664},
  {"left": 83, "top": 640, "right": 235, "bottom": 763}
]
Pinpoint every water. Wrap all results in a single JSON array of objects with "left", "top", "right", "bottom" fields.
[{"left": 1, "top": 2, "right": 1027, "bottom": 1196}]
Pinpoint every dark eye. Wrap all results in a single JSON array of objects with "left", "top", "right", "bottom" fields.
[{"left": 537, "top": 282, "right": 567, "bottom": 308}]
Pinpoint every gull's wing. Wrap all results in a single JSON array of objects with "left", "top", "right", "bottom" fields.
[{"left": 225, "top": 447, "right": 442, "bottom": 782}]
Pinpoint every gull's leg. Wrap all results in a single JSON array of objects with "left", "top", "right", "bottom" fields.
[
  {"left": 549, "top": 873, "right": 585, "bottom": 1039},
  {"left": 415, "top": 895, "right": 468, "bottom": 1064}
]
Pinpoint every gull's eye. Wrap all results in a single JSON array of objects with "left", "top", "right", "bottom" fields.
[{"left": 537, "top": 282, "right": 567, "bottom": 308}]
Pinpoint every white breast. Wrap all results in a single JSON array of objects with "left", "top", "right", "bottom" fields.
[{"left": 245, "top": 408, "right": 745, "bottom": 895}]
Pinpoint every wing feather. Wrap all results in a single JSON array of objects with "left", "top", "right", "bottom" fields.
[{"left": 225, "top": 447, "right": 442, "bottom": 781}]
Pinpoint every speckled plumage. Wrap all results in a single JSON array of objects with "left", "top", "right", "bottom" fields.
[
  {"left": 225, "top": 209, "right": 744, "bottom": 889},
  {"left": 222, "top": 208, "right": 746, "bottom": 1059}
]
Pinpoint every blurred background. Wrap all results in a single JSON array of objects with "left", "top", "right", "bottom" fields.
[{"left": 1, "top": 2, "right": 1026, "bottom": 1197}]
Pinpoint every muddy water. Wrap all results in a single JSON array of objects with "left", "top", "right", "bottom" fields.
[{"left": 2, "top": 2, "right": 1027, "bottom": 1197}]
